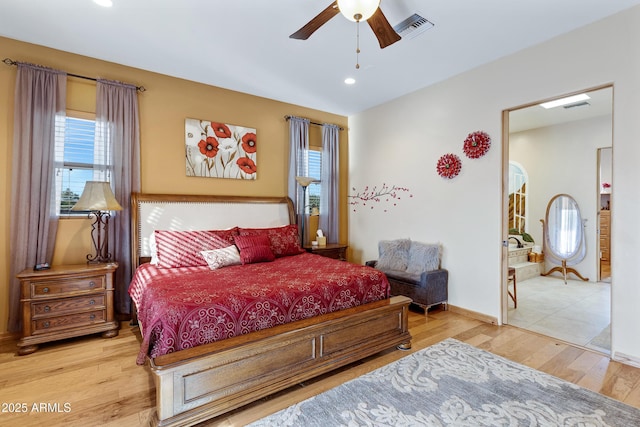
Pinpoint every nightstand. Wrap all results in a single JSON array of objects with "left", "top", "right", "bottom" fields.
[
  {"left": 305, "top": 243, "right": 348, "bottom": 261},
  {"left": 16, "top": 263, "right": 119, "bottom": 355}
]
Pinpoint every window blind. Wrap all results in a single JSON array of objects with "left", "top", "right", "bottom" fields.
[{"left": 55, "top": 115, "right": 107, "bottom": 215}]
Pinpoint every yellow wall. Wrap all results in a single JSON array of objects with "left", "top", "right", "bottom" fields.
[{"left": 0, "top": 36, "right": 349, "bottom": 335}]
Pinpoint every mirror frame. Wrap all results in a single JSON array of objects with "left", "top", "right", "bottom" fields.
[
  {"left": 544, "top": 193, "right": 584, "bottom": 261},
  {"left": 541, "top": 193, "right": 589, "bottom": 283}
]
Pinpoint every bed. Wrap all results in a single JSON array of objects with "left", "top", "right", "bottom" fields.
[{"left": 129, "top": 193, "right": 412, "bottom": 427}]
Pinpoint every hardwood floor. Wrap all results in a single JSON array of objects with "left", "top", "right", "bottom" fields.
[{"left": 1, "top": 307, "right": 639, "bottom": 426}]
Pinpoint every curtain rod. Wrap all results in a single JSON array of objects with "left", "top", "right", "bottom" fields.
[
  {"left": 2, "top": 57, "right": 146, "bottom": 92},
  {"left": 284, "top": 115, "right": 344, "bottom": 131}
]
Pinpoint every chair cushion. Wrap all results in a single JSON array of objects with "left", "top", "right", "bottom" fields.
[
  {"left": 376, "top": 239, "right": 411, "bottom": 271},
  {"left": 383, "top": 269, "right": 423, "bottom": 286},
  {"left": 406, "top": 242, "right": 441, "bottom": 274}
]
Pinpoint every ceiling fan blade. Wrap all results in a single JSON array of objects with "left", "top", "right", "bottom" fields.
[
  {"left": 290, "top": 2, "right": 340, "bottom": 40},
  {"left": 367, "top": 8, "right": 401, "bottom": 49}
]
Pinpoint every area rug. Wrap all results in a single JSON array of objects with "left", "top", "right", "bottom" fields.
[{"left": 248, "top": 338, "right": 640, "bottom": 426}]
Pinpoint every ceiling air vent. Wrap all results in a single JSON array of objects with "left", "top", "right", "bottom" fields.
[{"left": 394, "top": 14, "right": 434, "bottom": 40}]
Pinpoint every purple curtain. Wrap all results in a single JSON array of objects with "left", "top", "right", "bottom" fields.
[
  {"left": 96, "top": 79, "right": 141, "bottom": 315},
  {"left": 8, "top": 63, "right": 66, "bottom": 332},
  {"left": 287, "top": 116, "right": 310, "bottom": 241},
  {"left": 319, "top": 124, "right": 340, "bottom": 243}
]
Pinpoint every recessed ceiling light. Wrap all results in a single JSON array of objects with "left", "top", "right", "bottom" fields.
[
  {"left": 540, "top": 94, "right": 590, "bottom": 109},
  {"left": 344, "top": 77, "right": 356, "bottom": 85},
  {"left": 93, "top": 0, "right": 113, "bottom": 7}
]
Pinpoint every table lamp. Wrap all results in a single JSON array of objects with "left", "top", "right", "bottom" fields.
[{"left": 71, "top": 181, "right": 123, "bottom": 263}]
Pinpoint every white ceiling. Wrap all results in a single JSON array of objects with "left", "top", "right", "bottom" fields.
[{"left": 0, "top": 0, "right": 638, "bottom": 116}]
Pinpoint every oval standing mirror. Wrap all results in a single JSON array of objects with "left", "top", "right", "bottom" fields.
[{"left": 542, "top": 194, "right": 589, "bottom": 283}]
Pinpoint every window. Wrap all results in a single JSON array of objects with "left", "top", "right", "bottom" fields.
[
  {"left": 55, "top": 111, "right": 111, "bottom": 215},
  {"left": 508, "top": 161, "right": 527, "bottom": 233},
  {"left": 307, "top": 149, "right": 321, "bottom": 214}
]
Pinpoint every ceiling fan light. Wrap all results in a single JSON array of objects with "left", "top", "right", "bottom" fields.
[{"left": 337, "top": 0, "right": 380, "bottom": 22}]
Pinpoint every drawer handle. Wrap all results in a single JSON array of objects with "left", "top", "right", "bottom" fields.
[
  {"left": 89, "top": 281, "right": 96, "bottom": 288},
  {"left": 44, "top": 305, "right": 51, "bottom": 312},
  {"left": 89, "top": 314, "right": 96, "bottom": 320},
  {"left": 42, "top": 287, "right": 49, "bottom": 293},
  {"left": 89, "top": 299, "right": 95, "bottom": 305},
  {"left": 43, "top": 321, "right": 50, "bottom": 328}
]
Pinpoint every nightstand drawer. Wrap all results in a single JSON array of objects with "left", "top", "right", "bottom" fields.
[
  {"left": 32, "top": 295, "right": 106, "bottom": 316},
  {"left": 33, "top": 310, "right": 106, "bottom": 333},
  {"left": 31, "top": 275, "right": 105, "bottom": 298}
]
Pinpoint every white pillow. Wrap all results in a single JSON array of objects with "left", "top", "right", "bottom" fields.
[
  {"left": 200, "top": 246, "right": 242, "bottom": 270},
  {"left": 149, "top": 232, "right": 159, "bottom": 265}
]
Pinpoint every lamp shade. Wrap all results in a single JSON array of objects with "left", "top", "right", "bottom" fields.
[
  {"left": 71, "top": 181, "right": 123, "bottom": 211},
  {"left": 337, "top": 0, "right": 380, "bottom": 22},
  {"left": 295, "top": 176, "right": 319, "bottom": 187}
]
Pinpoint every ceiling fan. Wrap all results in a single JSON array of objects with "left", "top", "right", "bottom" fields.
[{"left": 290, "top": 0, "right": 401, "bottom": 49}]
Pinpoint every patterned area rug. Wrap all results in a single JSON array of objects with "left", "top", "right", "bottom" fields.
[{"left": 249, "top": 338, "right": 640, "bottom": 426}]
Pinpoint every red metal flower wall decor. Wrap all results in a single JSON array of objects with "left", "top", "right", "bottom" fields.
[
  {"left": 463, "top": 131, "right": 491, "bottom": 159},
  {"left": 436, "top": 153, "right": 462, "bottom": 179}
]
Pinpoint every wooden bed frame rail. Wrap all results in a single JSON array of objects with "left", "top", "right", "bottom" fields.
[{"left": 149, "top": 295, "right": 412, "bottom": 426}]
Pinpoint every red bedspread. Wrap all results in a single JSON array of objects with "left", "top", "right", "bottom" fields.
[{"left": 129, "top": 253, "right": 390, "bottom": 364}]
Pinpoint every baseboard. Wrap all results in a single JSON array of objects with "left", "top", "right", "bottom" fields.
[
  {"left": 0, "top": 331, "right": 19, "bottom": 344},
  {"left": 447, "top": 304, "right": 498, "bottom": 325},
  {"left": 612, "top": 351, "right": 640, "bottom": 369}
]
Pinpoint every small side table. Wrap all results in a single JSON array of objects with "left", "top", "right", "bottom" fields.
[
  {"left": 507, "top": 266, "right": 517, "bottom": 308},
  {"left": 305, "top": 243, "right": 348, "bottom": 261},
  {"left": 16, "top": 263, "right": 119, "bottom": 355}
]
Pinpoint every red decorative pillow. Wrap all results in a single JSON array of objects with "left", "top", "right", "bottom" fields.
[
  {"left": 238, "top": 225, "right": 305, "bottom": 257},
  {"left": 234, "top": 235, "right": 275, "bottom": 264},
  {"left": 155, "top": 228, "right": 239, "bottom": 268}
]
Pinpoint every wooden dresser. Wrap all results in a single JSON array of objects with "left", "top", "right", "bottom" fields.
[
  {"left": 16, "top": 263, "right": 119, "bottom": 355},
  {"left": 599, "top": 210, "right": 610, "bottom": 262}
]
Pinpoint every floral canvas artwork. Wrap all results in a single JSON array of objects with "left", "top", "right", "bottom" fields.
[{"left": 185, "top": 118, "right": 257, "bottom": 179}]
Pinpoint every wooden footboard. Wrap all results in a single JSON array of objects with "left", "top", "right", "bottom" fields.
[{"left": 148, "top": 295, "right": 412, "bottom": 427}]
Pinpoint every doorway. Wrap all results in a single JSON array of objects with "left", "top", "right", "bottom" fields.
[{"left": 503, "top": 86, "right": 613, "bottom": 354}]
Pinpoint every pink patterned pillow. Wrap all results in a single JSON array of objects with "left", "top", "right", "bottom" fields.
[
  {"left": 238, "top": 225, "right": 305, "bottom": 257},
  {"left": 155, "top": 228, "right": 239, "bottom": 268},
  {"left": 234, "top": 235, "right": 275, "bottom": 264}
]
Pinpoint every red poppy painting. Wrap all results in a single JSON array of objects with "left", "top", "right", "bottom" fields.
[
  {"left": 236, "top": 157, "right": 257, "bottom": 174},
  {"left": 186, "top": 118, "right": 257, "bottom": 179}
]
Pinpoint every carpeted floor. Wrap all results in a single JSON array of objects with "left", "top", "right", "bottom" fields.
[{"left": 249, "top": 338, "right": 640, "bottom": 426}]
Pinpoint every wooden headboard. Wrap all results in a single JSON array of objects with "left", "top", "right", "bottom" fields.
[{"left": 130, "top": 193, "right": 296, "bottom": 268}]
